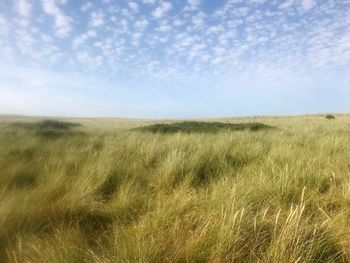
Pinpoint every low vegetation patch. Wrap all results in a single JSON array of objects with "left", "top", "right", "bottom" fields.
[
  {"left": 12, "top": 119, "right": 81, "bottom": 130},
  {"left": 11, "top": 119, "right": 83, "bottom": 138},
  {"left": 325, "top": 114, "right": 335, "bottom": 119},
  {"left": 134, "top": 121, "right": 274, "bottom": 134}
]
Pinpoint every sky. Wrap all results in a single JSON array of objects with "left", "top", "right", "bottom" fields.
[{"left": 0, "top": 0, "right": 349, "bottom": 118}]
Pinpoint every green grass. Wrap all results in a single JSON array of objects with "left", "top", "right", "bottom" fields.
[{"left": 0, "top": 115, "right": 349, "bottom": 262}]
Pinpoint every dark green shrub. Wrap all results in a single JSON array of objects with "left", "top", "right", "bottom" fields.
[
  {"left": 11, "top": 119, "right": 81, "bottom": 130},
  {"left": 10, "top": 120, "right": 83, "bottom": 139},
  {"left": 325, "top": 115, "right": 335, "bottom": 120},
  {"left": 134, "top": 121, "right": 274, "bottom": 134},
  {"left": 37, "top": 119, "right": 81, "bottom": 130}
]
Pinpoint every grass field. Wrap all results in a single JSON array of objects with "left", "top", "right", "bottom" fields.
[{"left": 0, "top": 114, "right": 350, "bottom": 262}]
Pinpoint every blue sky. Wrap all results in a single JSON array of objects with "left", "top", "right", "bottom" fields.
[{"left": 0, "top": 0, "right": 349, "bottom": 118}]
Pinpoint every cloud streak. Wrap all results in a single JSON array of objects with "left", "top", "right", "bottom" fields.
[{"left": 41, "top": 0, "right": 71, "bottom": 37}]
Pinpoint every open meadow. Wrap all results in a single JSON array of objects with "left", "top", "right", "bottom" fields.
[{"left": 0, "top": 114, "right": 350, "bottom": 262}]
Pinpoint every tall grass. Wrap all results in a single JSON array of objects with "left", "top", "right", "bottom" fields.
[{"left": 0, "top": 115, "right": 349, "bottom": 262}]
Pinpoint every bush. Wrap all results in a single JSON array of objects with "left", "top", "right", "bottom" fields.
[
  {"left": 37, "top": 120, "right": 81, "bottom": 130},
  {"left": 11, "top": 119, "right": 81, "bottom": 130},
  {"left": 325, "top": 115, "right": 335, "bottom": 120},
  {"left": 10, "top": 120, "right": 83, "bottom": 139},
  {"left": 134, "top": 121, "right": 274, "bottom": 134}
]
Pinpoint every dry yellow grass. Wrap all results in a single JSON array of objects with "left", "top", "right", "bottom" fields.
[{"left": 0, "top": 114, "right": 349, "bottom": 262}]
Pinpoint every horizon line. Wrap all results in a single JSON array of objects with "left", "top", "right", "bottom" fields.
[{"left": 0, "top": 112, "right": 347, "bottom": 121}]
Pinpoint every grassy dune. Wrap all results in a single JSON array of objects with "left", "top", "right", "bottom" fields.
[{"left": 0, "top": 115, "right": 350, "bottom": 262}]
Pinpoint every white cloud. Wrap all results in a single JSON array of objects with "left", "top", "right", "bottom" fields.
[
  {"left": 134, "top": 19, "right": 149, "bottom": 31},
  {"left": 76, "top": 52, "right": 103, "bottom": 69},
  {"left": 14, "top": 28, "right": 36, "bottom": 55},
  {"left": 152, "top": 2, "right": 172, "bottom": 19},
  {"left": 233, "top": 7, "right": 250, "bottom": 17},
  {"left": 173, "top": 19, "right": 185, "bottom": 26},
  {"left": 185, "top": 0, "right": 201, "bottom": 11},
  {"left": 249, "top": 0, "right": 266, "bottom": 4},
  {"left": 279, "top": 0, "right": 294, "bottom": 9},
  {"left": 192, "top": 12, "right": 206, "bottom": 27},
  {"left": 72, "top": 30, "right": 97, "bottom": 49},
  {"left": 157, "top": 20, "right": 172, "bottom": 32},
  {"left": 41, "top": 0, "right": 72, "bottom": 37},
  {"left": 302, "top": 0, "right": 316, "bottom": 11},
  {"left": 143, "top": 0, "right": 156, "bottom": 4},
  {"left": 80, "top": 2, "right": 93, "bottom": 12},
  {"left": 2, "top": 0, "right": 350, "bottom": 84},
  {"left": 90, "top": 10, "right": 105, "bottom": 27},
  {"left": 129, "top": 2, "right": 139, "bottom": 12},
  {"left": 0, "top": 15, "right": 10, "bottom": 36},
  {"left": 16, "top": 0, "right": 32, "bottom": 17}
]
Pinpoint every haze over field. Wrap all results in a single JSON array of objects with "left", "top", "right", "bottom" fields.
[{"left": 0, "top": 0, "right": 350, "bottom": 117}]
